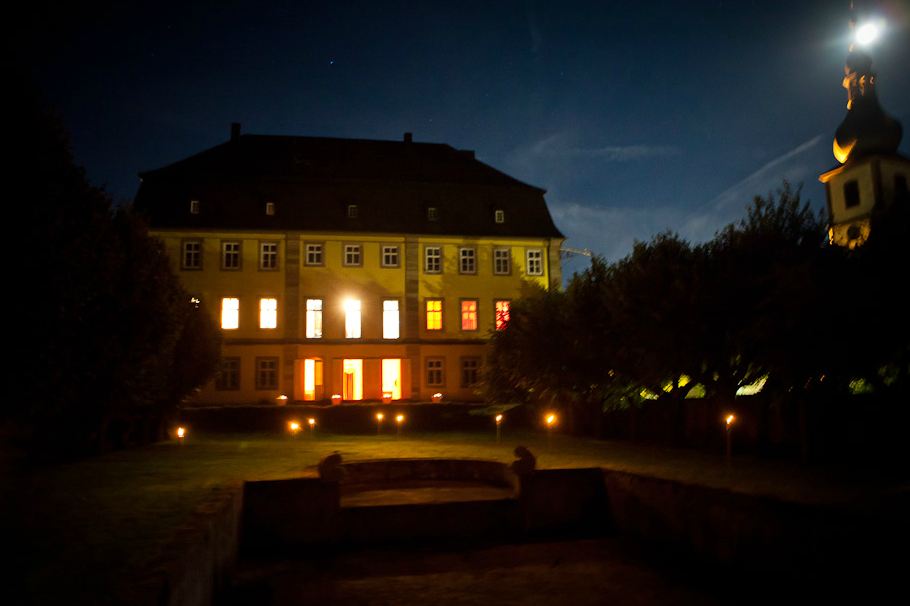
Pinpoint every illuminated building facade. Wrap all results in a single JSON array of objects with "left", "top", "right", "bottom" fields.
[
  {"left": 820, "top": 15, "right": 908, "bottom": 248},
  {"left": 136, "top": 127, "right": 563, "bottom": 403}
]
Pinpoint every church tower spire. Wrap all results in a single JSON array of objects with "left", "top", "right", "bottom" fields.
[{"left": 820, "top": 2, "right": 908, "bottom": 248}]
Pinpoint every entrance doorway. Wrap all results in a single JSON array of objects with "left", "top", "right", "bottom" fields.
[
  {"left": 343, "top": 359, "right": 363, "bottom": 400},
  {"left": 381, "top": 358, "right": 402, "bottom": 400},
  {"left": 302, "top": 358, "right": 323, "bottom": 401}
]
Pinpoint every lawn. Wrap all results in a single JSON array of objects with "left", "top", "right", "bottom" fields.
[{"left": 6, "top": 429, "right": 902, "bottom": 604}]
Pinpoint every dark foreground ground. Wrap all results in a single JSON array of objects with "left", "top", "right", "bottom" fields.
[{"left": 226, "top": 539, "right": 726, "bottom": 606}]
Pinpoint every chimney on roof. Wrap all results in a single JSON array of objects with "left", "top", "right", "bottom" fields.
[
  {"left": 403, "top": 132, "right": 413, "bottom": 144},
  {"left": 230, "top": 122, "right": 241, "bottom": 142}
]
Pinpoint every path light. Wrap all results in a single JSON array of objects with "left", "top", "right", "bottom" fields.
[
  {"left": 396, "top": 413, "right": 405, "bottom": 437},
  {"left": 376, "top": 412, "right": 384, "bottom": 434},
  {"left": 545, "top": 413, "right": 557, "bottom": 449},
  {"left": 307, "top": 417, "right": 316, "bottom": 435},
  {"left": 176, "top": 426, "right": 186, "bottom": 444},
  {"left": 725, "top": 413, "right": 736, "bottom": 466},
  {"left": 495, "top": 414, "right": 503, "bottom": 443},
  {"left": 288, "top": 420, "right": 301, "bottom": 436}
]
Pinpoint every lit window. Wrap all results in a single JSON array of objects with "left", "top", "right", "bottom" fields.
[
  {"left": 383, "top": 300, "right": 400, "bottom": 339},
  {"left": 495, "top": 300, "right": 510, "bottom": 331},
  {"left": 526, "top": 249, "right": 543, "bottom": 276},
  {"left": 221, "top": 298, "right": 239, "bottom": 330},
  {"left": 190, "top": 199, "right": 200, "bottom": 214},
  {"left": 347, "top": 204, "right": 359, "bottom": 218},
  {"left": 221, "top": 241, "right": 241, "bottom": 270},
  {"left": 305, "top": 243, "right": 323, "bottom": 266},
  {"left": 382, "top": 245, "right": 400, "bottom": 267},
  {"left": 255, "top": 357, "right": 279, "bottom": 390},
  {"left": 344, "top": 244, "right": 362, "bottom": 266},
  {"left": 461, "top": 300, "right": 478, "bottom": 331},
  {"left": 459, "top": 247, "right": 476, "bottom": 274},
  {"left": 344, "top": 299, "right": 362, "bottom": 338},
  {"left": 265, "top": 201, "right": 276, "bottom": 216},
  {"left": 259, "top": 298, "right": 278, "bottom": 329},
  {"left": 425, "top": 246, "right": 442, "bottom": 273},
  {"left": 427, "top": 207, "right": 439, "bottom": 221},
  {"left": 259, "top": 241, "right": 278, "bottom": 270},
  {"left": 461, "top": 358, "right": 480, "bottom": 388},
  {"left": 493, "top": 248, "right": 510, "bottom": 275},
  {"left": 382, "top": 359, "right": 402, "bottom": 400},
  {"left": 182, "top": 240, "right": 202, "bottom": 269},
  {"left": 426, "top": 299, "right": 443, "bottom": 331},
  {"left": 305, "top": 299, "right": 323, "bottom": 338},
  {"left": 426, "top": 358, "right": 444, "bottom": 387},
  {"left": 215, "top": 358, "right": 240, "bottom": 390},
  {"left": 494, "top": 209, "right": 505, "bottom": 223}
]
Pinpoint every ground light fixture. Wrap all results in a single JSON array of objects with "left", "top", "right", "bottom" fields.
[
  {"left": 396, "top": 414, "right": 405, "bottom": 437},
  {"left": 725, "top": 413, "right": 736, "bottom": 465},
  {"left": 176, "top": 426, "right": 186, "bottom": 444},
  {"left": 495, "top": 414, "right": 503, "bottom": 443},
  {"left": 376, "top": 412, "right": 384, "bottom": 434},
  {"left": 307, "top": 418, "right": 316, "bottom": 434},
  {"left": 288, "top": 420, "right": 301, "bottom": 436}
]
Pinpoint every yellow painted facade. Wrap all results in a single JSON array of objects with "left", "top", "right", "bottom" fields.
[{"left": 156, "top": 228, "right": 562, "bottom": 404}]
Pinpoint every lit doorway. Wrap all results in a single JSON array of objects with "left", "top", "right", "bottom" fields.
[
  {"left": 381, "top": 359, "right": 402, "bottom": 400},
  {"left": 302, "top": 358, "right": 323, "bottom": 401},
  {"left": 343, "top": 359, "right": 363, "bottom": 400}
]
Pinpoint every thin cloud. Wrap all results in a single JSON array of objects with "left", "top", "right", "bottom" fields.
[{"left": 528, "top": 132, "right": 680, "bottom": 162}]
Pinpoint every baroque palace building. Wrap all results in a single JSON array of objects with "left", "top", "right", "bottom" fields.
[{"left": 136, "top": 126, "right": 564, "bottom": 404}]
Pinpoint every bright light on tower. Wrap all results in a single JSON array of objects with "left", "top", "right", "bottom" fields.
[{"left": 855, "top": 21, "right": 883, "bottom": 46}]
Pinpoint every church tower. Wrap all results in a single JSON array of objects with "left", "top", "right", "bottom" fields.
[{"left": 819, "top": 6, "right": 909, "bottom": 248}]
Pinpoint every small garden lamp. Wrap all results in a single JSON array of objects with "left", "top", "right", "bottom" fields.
[
  {"left": 725, "top": 413, "right": 736, "bottom": 464},
  {"left": 376, "top": 412, "right": 384, "bottom": 434},
  {"left": 288, "top": 420, "right": 301, "bottom": 436},
  {"left": 396, "top": 413, "right": 405, "bottom": 437},
  {"left": 307, "top": 417, "right": 316, "bottom": 435},
  {"left": 545, "top": 413, "right": 557, "bottom": 449},
  {"left": 495, "top": 414, "right": 503, "bottom": 443},
  {"left": 176, "top": 426, "right": 186, "bottom": 444}
]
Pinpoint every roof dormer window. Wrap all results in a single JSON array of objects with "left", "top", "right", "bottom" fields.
[
  {"left": 347, "top": 204, "right": 359, "bottom": 219},
  {"left": 265, "top": 201, "right": 275, "bottom": 216},
  {"left": 190, "top": 199, "right": 200, "bottom": 214},
  {"left": 494, "top": 209, "right": 505, "bottom": 223},
  {"left": 427, "top": 207, "right": 439, "bottom": 221}
]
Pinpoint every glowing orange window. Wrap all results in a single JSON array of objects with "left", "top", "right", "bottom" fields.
[
  {"left": 426, "top": 299, "right": 443, "bottom": 331},
  {"left": 495, "top": 300, "right": 510, "bottom": 331},
  {"left": 461, "top": 300, "right": 478, "bottom": 331}
]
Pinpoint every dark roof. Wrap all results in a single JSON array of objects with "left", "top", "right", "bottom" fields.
[{"left": 135, "top": 133, "right": 564, "bottom": 239}]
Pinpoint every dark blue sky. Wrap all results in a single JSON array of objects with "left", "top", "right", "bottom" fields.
[{"left": 18, "top": 0, "right": 910, "bottom": 271}]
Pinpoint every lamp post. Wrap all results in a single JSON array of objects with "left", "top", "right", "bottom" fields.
[
  {"left": 545, "top": 413, "right": 557, "bottom": 450},
  {"left": 376, "top": 412, "right": 384, "bottom": 434}
]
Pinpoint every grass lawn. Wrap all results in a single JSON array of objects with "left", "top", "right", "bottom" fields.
[{"left": 6, "top": 429, "right": 904, "bottom": 604}]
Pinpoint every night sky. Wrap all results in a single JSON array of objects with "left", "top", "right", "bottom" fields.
[{"left": 15, "top": 0, "right": 910, "bottom": 273}]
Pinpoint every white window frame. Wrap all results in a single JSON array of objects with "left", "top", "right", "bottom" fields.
[
  {"left": 425, "top": 246, "right": 442, "bottom": 273},
  {"left": 221, "top": 241, "right": 241, "bottom": 270},
  {"left": 343, "top": 244, "right": 362, "bottom": 267},
  {"left": 526, "top": 249, "right": 544, "bottom": 276},
  {"left": 426, "top": 358, "right": 445, "bottom": 387},
  {"left": 344, "top": 299, "right": 362, "bottom": 339},
  {"left": 181, "top": 240, "right": 202, "bottom": 270},
  {"left": 305, "top": 243, "right": 324, "bottom": 266},
  {"left": 259, "top": 241, "right": 278, "bottom": 270},
  {"left": 493, "top": 248, "right": 511, "bottom": 275},
  {"left": 305, "top": 298, "right": 323, "bottom": 339},
  {"left": 189, "top": 199, "right": 200, "bottom": 214},
  {"left": 381, "top": 245, "right": 400, "bottom": 268},
  {"left": 459, "top": 247, "right": 476, "bottom": 274},
  {"left": 265, "top": 201, "right": 276, "bottom": 216},
  {"left": 494, "top": 209, "right": 505, "bottom": 223},
  {"left": 427, "top": 207, "right": 439, "bottom": 221},
  {"left": 347, "top": 204, "right": 359, "bottom": 219}
]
